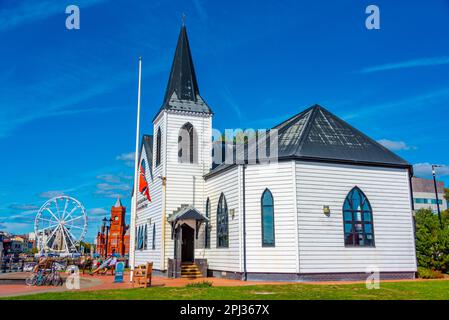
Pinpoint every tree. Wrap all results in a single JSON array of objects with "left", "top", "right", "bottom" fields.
[
  {"left": 79, "top": 241, "right": 92, "bottom": 254},
  {"left": 415, "top": 209, "right": 449, "bottom": 273},
  {"left": 444, "top": 188, "right": 449, "bottom": 201}
]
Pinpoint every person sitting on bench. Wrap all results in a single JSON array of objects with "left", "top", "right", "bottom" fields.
[{"left": 90, "top": 253, "right": 117, "bottom": 275}]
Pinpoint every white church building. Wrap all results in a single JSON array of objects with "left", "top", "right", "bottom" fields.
[{"left": 130, "top": 25, "right": 417, "bottom": 281}]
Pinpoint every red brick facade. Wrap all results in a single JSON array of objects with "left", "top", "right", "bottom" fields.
[{"left": 96, "top": 198, "right": 130, "bottom": 257}]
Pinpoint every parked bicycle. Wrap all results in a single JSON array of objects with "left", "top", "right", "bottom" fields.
[{"left": 25, "top": 260, "right": 63, "bottom": 287}]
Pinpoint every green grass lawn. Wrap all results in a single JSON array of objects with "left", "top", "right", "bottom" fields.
[{"left": 3, "top": 280, "right": 449, "bottom": 300}]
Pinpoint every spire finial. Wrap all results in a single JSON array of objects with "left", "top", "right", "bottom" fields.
[
  {"left": 181, "top": 13, "right": 186, "bottom": 26},
  {"left": 114, "top": 196, "right": 122, "bottom": 208}
]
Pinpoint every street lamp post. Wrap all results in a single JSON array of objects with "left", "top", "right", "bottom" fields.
[
  {"left": 432, "top": 165, "right": 443, "bottom": 229},
  {"left": 100, "top": 225, "right": 105, "bottom": 256},
  {"left": 103, "top": 217, "right": 112, "bottom": 257}
]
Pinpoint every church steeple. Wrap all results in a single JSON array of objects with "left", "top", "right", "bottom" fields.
[
  {"left": 163, "top": 25, "right": 199, "bottom": 104},
  {"left": 157, "top": 24, "right": 212, "bottom": 117}
]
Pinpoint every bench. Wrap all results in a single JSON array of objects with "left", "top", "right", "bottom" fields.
[{"left": 132, "top": 262, "right": 153, "bottom": 288}]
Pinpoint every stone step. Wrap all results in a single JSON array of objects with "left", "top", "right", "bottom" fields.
[
  {"left": 180, "top": 262, "right": 203, "bottom": 278},
  {"left": 181, "top": 266, "right": 199, "bottom": 269},
  {"left": 181, "top": 274, "right": 202, "bottom": 279},
  {"left": 182, "top": 270, "right": 200, "bottom": 274}
]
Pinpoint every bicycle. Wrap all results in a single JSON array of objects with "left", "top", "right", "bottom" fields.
[
  {"left": 26, "top": 269, "right": 46, "bottom": 286},
  {"left": 44, "top": 262, "right": 63, "bottom": 286}
]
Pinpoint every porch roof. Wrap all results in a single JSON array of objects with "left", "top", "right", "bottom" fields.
[{"left": 167, "top": 205, "right": 208, "bottom": 224}]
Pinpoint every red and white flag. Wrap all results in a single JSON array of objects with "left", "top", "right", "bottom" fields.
[{"left": 139, "top": 161, "right": 151, "bottom": 202}]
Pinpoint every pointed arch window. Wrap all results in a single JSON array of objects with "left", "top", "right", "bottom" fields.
[
  {"left": 343, "top": 187, "right": 375, "bottom": 247},
  {"left": 261, "top": 189, "right": 275, "bottom": 247},
  {"left": 205, "top": 198, "right": 211, "bottom": 248},
  {"left": 152, "top": 223, "right": 156, "bottom": 250},
  {"left": 156, "top": 127, "right": 162, "bottom": 167},
  {"left": 178, "top": 122, "right": 197, "bottom": 164},
  {"left": 216, "top": 193, "right": 229, "bottom": 248}
]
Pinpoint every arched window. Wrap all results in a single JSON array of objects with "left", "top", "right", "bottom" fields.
[
  {"left": 216, "top": 193, "right": 229, "bottom": 248},
  {"left": 178, "top": 122, "right": 197, "bottom": 163},
  {"left": 152, "top": 223, "right": 156, "bottom": 250},
  {"left": 205, "top": 198, "right": 211, "bottom": 248},
  {"left": 261, "top": 189, "right": 275, "bottom": 247},
  {"left": 343, "top": 187, "right": 375, "bottom": 247},
  {"left": 156, "top": 127, "right": 161, "bottom": 167}
]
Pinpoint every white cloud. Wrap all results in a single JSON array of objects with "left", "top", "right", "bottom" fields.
[
  {"left": 8, "top": 203, "right": 39, "bottom": 211},
  {"left": 377, "top": 139, "right": 415, "bottom": 151},
  {"left": 96, "top": 174, "right": 121, "bottom": 183},
  {"left": 344, "top": 87, "right": 449, "bottom": 120},
  {"left": 116, "top": 152, "right": 135, "bottom": 161},
  {"left": 38, "top": 190, "right": 65, "bottom": 198},
  {"left": 89, "top": 208, "right": 108, "bottom": 216},
  {"left": 413, "top": 163, "right": 449, "bottom": 178},
  {"left": 94, "top": 183, "right": 129, "bottom": 199},
  {"left": 94, "top": 190, "right": 126, "bottom": 199},
  {"left": 116, "top": 152, "right": 135, "bottom": 168},
  {"left": 119, "top": 173, "right": 133, "bottom": 180},
  {"left": 192, "top": 0, "right": 208, "bottom": 21},
  {"left": 96, "top": 183, "right": 129, "bottom": 191},
  {"left": 361, "top": 56, "right": 449, "bottom": 73},
  {"left": 0, "top": 222, "right": 32, "bottom": 234}
]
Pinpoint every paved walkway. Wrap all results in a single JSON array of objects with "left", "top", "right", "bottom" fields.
[
  {"left": 0, "top": 271, "right": 290, "bottom": 297},
  {"left": 1, "top": 271, "right": 445, "bottom": 298}
]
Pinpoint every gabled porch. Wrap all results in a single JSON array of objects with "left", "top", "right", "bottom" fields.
[{"left": 167, "top": 205, "right": 208, "bottom": 278}]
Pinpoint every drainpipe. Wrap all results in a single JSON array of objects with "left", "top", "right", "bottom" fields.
[
  {"left": 242, "top": 164, "right": 248, "bottom": 281},
  {"left": 161, "top": 176, "right": 167, "bottom": 273},
  {"left": 408, "top": 168, "right": 418, "bottom": 277}
]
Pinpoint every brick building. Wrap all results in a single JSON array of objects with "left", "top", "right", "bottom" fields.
[{"left": 96, "top": 198, "right": 130, "bottom": 257}]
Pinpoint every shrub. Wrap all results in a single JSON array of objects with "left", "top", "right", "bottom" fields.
[
  {"left": 417, "top": 267, "right": 444, "bottom": 279},
  {"left": 415, "top": 209, "right": 449, "bottom": 273},
  {"left": 186, "top": 281, "right": 213, "bottom": 288}
]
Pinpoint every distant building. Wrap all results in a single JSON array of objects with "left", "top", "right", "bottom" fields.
[
  {"left": 95, "top": 198, "right": 130, "bottom": 257},
  {"left": 412, "top": 177, "right": 448, "bottom": 212}
]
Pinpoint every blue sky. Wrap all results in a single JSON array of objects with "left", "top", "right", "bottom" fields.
[{"left": 0, "top": 0, "right": 448, "bottom": 241}]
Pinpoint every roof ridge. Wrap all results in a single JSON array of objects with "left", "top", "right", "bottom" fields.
[
  {"left": 294, "top": 105, "right": 320, "bottom": 156},
  {"left": 273, "top": 105, "right": 314, "bottom": 131},
  {"left": 318, "top": 107, "right": 409, "bottom": 165}
]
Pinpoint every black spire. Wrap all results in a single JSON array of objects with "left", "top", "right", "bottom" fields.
[
  {"left": 163, "top": 25, "right": 199, "bottom": 104},
  {"left": 157, "top": 25, "right": 212, "bottom": 116}
]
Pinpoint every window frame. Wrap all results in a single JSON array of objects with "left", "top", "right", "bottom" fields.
[
  {"left": 143, "top": 224, "right": 148, "bottom": 250},
  {"left": 178, "top": 122, "right": 196, "bottom": 164},
  {"left": 205, "top": 197, "right": 211, "bottom": 249},
  {"left": 216, "top": 193, "right": 229, "bottom": 248},
  {"left": 342, "top": 186, "right": 375, "bottom": 248},
  {"left": 152, "top": 223, "right": 156, "bottom": 250},
  {"left": 261, "top": 188, "right": 275, "bottom": 247},
  {"left": 156, "top": 127, "right": 162, "bottom": 167}
]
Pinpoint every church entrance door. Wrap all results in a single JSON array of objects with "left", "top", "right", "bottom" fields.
[{"left": 181, "top": 224, "right": 194, "bottom": 262}]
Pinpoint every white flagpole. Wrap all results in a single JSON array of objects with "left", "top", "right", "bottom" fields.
[{"left": 130, "top": 57, "right": 142, "bottom": 281}]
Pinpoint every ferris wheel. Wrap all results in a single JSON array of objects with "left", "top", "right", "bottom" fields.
[{"left": 35, "top": 196, "right": 88, "bottom": 255}]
